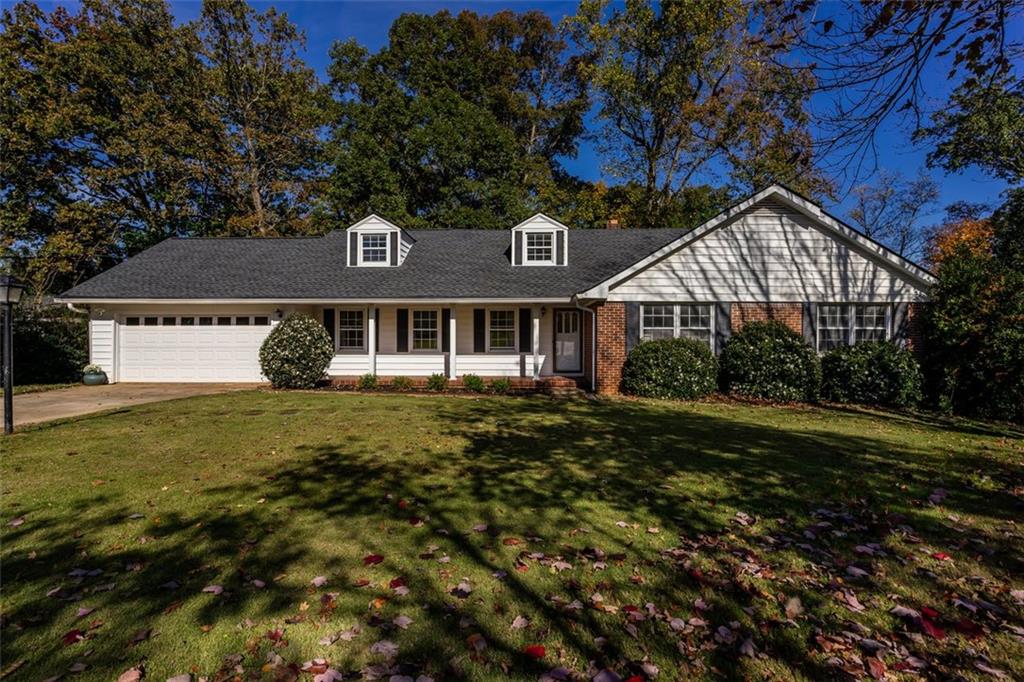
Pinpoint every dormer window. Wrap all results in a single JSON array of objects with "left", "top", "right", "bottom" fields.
[
  {"left": 525, "top": 232, "right": 554, "bottom": 264},
  {"left": 361, "top": 233, "right": 388, "bottom": 264}
]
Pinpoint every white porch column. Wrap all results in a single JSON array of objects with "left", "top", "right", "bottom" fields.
[
  {"left": 368, "top": 307, "right": 377, "bottom": 375},
  {"left": 448, "top": 306, "right": 457, "bottom": 379},
  {"left": 532, "top": 306, "right": 540, "bottom": 380}
]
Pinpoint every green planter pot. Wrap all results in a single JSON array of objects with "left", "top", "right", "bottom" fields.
[{"left": 82, "top": 372, "right": 108, "bottom": 386}]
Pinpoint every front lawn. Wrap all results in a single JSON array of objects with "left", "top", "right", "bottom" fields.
[
  {"left": 2, "top": 392, "right": 1022, "bottom": 680},
  {"left": 0, "top": 382, "right": 77, "bottom": 396}
]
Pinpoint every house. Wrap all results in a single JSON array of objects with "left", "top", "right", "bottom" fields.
[{"left": 57, "top": 185, "right": 935, "bottom": 394}]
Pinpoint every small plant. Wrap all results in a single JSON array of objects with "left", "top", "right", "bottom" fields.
[
  {"left": 461, "top": 373, "right": 485, "bottom": 392},
  {"left": 258, "top": 313, "right": 333, "bottom": 389},
  {"left": 621, "top": 337, "right": 718, "bottom": 400},
  {"left": 489, "top": 377, "right": 512, "bottom": 394},
  {"left": 82, "top": 364, "right": 104, "bottom": 374},
  {"left": 719, "top": 321, "right": 821, "bottom": 402},
  {"left": 426, "top": 373, "right": 448, "bottom": 392},
  {"left": 356, "top": 373, "right": 378, "bottom": 390},
  {"left": 822, "top": 341, "right": 922, "bottom": 407},
  {"left": 390, "top": 375, "right": 413, "bottom": 391}
]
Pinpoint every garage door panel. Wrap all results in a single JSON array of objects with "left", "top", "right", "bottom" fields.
[{"left": 119, "top": 316, "right": 271, "bottom": 382}]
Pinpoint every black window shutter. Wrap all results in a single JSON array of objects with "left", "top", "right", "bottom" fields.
[
  {"left": 513, "top": 232, "right": 522, "bottom": 265},
  {"left": 891, "top": 303, "right": 908, "bottom": 345},
  {"left": 518, "top": 308, "right": 531, "bottom": 352},
  {"left": 349, "top": 232, "right": 358, "bottom": 266},
  {"left": 714, "top": 303, "right": 731, "bottom": 355},
  {"left": 323, "top": 308, "right": 335, "bottom": 347},
  {"left": 396, "top": 308, "right": 408, "bottom": 352},
  {"left": 625, "top": 303, "right": 640, "bottom": 354},
  {"left": 473, "top": 309, "right": 485, "bottom": 352},
  {"left": 556, "top": 231, "right": 565, "bottom": 265},
  {"left": 442, "top": 308, "right": 451, "bottom": 352},
  {"left": 802, "top": 303, "right": 817, "bottom": 349},
  {"left": 390, "top": 233, "right": 398, "bottom": 265},
  {"left": 374, "top": 308, "right": 380, "bottom": 352}
]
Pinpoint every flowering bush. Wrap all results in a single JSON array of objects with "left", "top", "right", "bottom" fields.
[
  {"left": 822, "top": 341, "right": 922, "bottom": 407},
  {"left": 621, "top": 337, "right": 718, "bottom": 400},
  {"left": 258, "top": 314, "right": 333, "bottom": 389},
  {"left": 719, "top": 321, "right": 820, "bottom": 402}
]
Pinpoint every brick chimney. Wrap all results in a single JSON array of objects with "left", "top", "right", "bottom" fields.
[{"left": 606, "top": 217, "right": 621, "bottom": 229}]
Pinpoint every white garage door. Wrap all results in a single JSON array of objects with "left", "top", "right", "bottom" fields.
[{"left": 119, "top": 314, "right": 272, "bottom": 382}]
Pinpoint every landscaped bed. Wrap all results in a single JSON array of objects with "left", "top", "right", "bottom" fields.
[{"left": 1, "top": 392, "right": 1022, "bottom": 680}]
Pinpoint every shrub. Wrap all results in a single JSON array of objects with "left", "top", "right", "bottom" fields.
[
  {"left": 461, "top": 374, "right": 485, "bottom": 392},
  {"left": 258, "top": 313, "right": 333, "bottom": 389},
  {"left": 489, "top": 377, "right": 512, "bottom": 394},
  {"left": 621, "top": 337, "right": 718, "bottom": 400},
  {"left": 82, "top": 364, "right": 104, "bottom": 375},
  {"left": 12, "top": 304, "right": 87, "bottom": 385},
  {"left": 356, "top": 373, "right": 378, "bottom": 390},
  {"left": 390, "top": 376, "right": 413, "bottom": 391},
  {"left": 719, "top": 321, "right": 821, "bottom": 402},
  {"left": 425, "top": 373, "right": 448, "bottom": 392},
  {"left": 822, "top": 342, "right": 922, "bottom": 408}
]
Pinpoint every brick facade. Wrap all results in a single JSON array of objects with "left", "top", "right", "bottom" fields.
[
  {"left": 730, "top": 303, "right": 803, "bottom": 335},
  {"left": 904, "top": 302, "right": 927, "bottom": 357},
  {"left": 594, "top": 302, "right": 627, "bottom": 395}
]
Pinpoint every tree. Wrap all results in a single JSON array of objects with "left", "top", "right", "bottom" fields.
[
  {"left": 565, "top": 0, "right": 829, "bottom": 228},
  {"left": 320, "top": 9, "right": 589, "bottom": 229},
  {"left": 925, "top": 189, "right": 1024, "bottom": 423},
  {"left": 847, "top": 170, "right": 939, "bottom": 259},
  {"left": 916, "top": 75, "right": 1024, "bottom": 183},
  {"left": 197, "top": 0, "right": 328, "bottom": 236}
]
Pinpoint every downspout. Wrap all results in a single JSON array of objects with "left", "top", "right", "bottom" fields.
[{"left": 573, "top": 297, "right": 597, "bottom": 393}]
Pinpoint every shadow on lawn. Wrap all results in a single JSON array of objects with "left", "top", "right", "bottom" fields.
[{"left": 3, "top": 397, "right": 1022, "bottom": 679}]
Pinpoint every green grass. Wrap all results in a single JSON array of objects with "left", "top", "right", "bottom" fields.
[
  {"left": 2, "top": 392, "right": 1022, "bottom": 680},
  {"left": 0, "top": 382, "right": 77, "bottom": 396}
]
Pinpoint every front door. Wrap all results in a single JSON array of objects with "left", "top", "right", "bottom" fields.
[{"left": 554, "top": 309, "right": 582, "bottom": 373}]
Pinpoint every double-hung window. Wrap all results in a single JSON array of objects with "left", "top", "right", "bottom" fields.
[
  {"left": 817, "top": 304, "right": 889, "bottom": 352},
  {"left": 412, "top": 310, "right": 439, "bottom": 350},
  {"left": 640, "top": 304, "right": 713, "bottom": 349},
  {"left": 488, "top": 310, "right": 516, "bottom": 350},
  {"left": 525, "top": 232, "right": 554, "bottom": 263},
  {"left": 361, "top": 233, "right": 388, "bottom": 264},
  {"left": 338, "top": 309, "right": 365, "bottom": 351}
]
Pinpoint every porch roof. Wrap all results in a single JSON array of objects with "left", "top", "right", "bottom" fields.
[{"left": 59, "top": 228, "right": 687, "bottom": 301}]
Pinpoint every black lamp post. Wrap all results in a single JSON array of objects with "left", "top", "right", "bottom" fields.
[{"left": 1, "top": 274, "right": 26, "bottom": 435}]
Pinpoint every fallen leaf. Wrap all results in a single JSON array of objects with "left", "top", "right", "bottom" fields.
[
  {"left": 523, "top": 644, "right": 546, "bottom": 659},
  {"left": 369, "top": 639, "right": 398, "bottom": 657},
  {"left": 363, "top": 554, "right": 384, "bottom": 566},
  {"left": 117, "top": 666, "right": 143, "bottom": 682},
  {"left": 202, "top": 585, "right": 223, "bottom": 595},
  {"left": 511, "top": 615, "right": 530, "bottom": 630},
  {"left": 311, "top": 576, "right": 327, "bottom": 587}
]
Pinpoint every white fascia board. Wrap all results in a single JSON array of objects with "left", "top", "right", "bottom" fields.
[
  {"left": 54, "top": 297, "right": 574, "bottom": 305},
  {"left": 575, "top": 184, "right": 936, "bottom": 299},
  {"left": 510, "top": 213, "right": 570, "bottom": 231}
]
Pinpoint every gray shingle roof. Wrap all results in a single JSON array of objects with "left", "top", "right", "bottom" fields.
[{"left": 60, "top": 228, "right": 689, "bottom": 300}]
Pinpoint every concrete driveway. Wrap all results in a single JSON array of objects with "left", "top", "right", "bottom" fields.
[{"left": 4, "top": 383, "right": 259, "bottom": 427}]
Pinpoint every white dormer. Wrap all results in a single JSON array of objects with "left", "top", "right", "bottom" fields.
[
  {"left": 346, "top": 214, "right": 415, "bottom": 267},
  {"left": 510, "top": 213, "right": 569, "bottom": 266}
]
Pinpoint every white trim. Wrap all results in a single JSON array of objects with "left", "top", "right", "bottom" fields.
[
  {"left": 485, "top": 308, "right": 518, "bottom": 353},
  {"left": 357, "top": 232, "right": 391, "bottom": 267},
  {"left": 510, "top": 212, "right": 570, "bottom": 232},
  {"left": 521, "top": 230, "right": 557, "bottom": 266},
  {"left": 638, "top": 303, "right": 715, "bottom": 351},
  {"left": 815, "top": 302, "right": 890, "bottom": 353},
  {"left": 57, "top": 297, "right": 574, "bottom": 305},
  {"left": 335, "top": 306, "right": 368, "bottom": 353},
  {"left": 346, "top": 213, "right": 406, "bottom": 234},
  {"left": 575, "top": 185, "right": 936, "bottom": 300},
  {"left": 409, "top": 307, "right": 442, "bottom": 352}
]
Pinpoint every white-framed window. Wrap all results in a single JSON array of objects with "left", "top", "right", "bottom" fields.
[
  {"left": 524, "top": 231, "right": 554, "bottom": 264},
  {"left": 488, "top": 309, "right": 516, "bottom": 351},
  {"left": 817, "top": 304, "right": 889, "bottom": 352},
  {"left": 360, "top": 233, "right": 389, "bottom": 264},
  {"left": 412, "top": 310, "right": 439, "bottom": 351},
  {"left": 337, "top": 309, "right": 365, "bottom": 351},
  {"left": 640, "top": 303, "right": 714, "bottom": 349}
]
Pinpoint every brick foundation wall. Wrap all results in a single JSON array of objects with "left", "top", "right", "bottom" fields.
[
  {"left": 730, "top": 303, "right": 803, "bottom": 335},
  {"left": 594, "top": 302, "right": 627, "bottom": 395}
]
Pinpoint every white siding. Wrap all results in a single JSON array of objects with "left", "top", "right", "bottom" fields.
[
  {"left": 89, "top": 317, "right": 116, "bottom": 379},
  {"left": 608, "top": 201, "right": 927, "bottom": 302},
  {"left": 376, "top": 354, "right": 445, "bottom": 376},
  {"left": 399, "top": 234, "right": 414, "bottom": 264},
  {"left": 328, "top": 354, "right": 371, "bottom": 376}
]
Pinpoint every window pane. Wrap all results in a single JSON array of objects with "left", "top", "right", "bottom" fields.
[
  {"left": 125, "top": 317, "right": 139, "bottom": 326},
  {"left": 235, "top": 316, "right": 250, "bottom": 326},
  {"left": 253, "top": 316, "right": 269, "bottom": 326},
  {"left": 199, "top": 317, "right": 213, "bottom": 326},
  {"left": 817, "top": 305, "right": 850, "bottom": 352},
  {"left": 338, "top": 310, "right": 364, "bottom": 349},
  {"left": 854, "top": 304, "right": 887, "bottom": 343},
  {"left": 180, "top": 317, "right": 195, "bottom": 326},
  {"left": 412, "top": 310, "right": 438, "bottom": 350},
  {"left": 679, "top": 304, "right": 711, "bottom": 329},
  {"left": 162, "top": 317, "right": 176, "bottom": 326},
  {"left": 525, "top": 232, "right": 553, "bottom": 262},
  {"left": 362, "top": 234, "right": 388, "bottom": 263},
  {"left": 144, "top": 317, "right": 158, "bottom": 326},
  {"left": 641, "top": 304, "right": 674, "bottom": 341},
  {"left": 217, "top": 316, "right": 232, "bottom": 326},
  {"left": 489, "top": 310, "right": 516, "bottom": 349}
]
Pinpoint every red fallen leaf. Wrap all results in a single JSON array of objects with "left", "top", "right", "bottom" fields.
[
  {"left": 931, "top": 552, "right": 952, "bottom": 561},
  {"left": 625, "top": 677, "right": 644, "bottom": 682},
  {"left": 953, "top": 617, "right": 984, "bottom": 639},
  {"left": 397, "top": 499, "right": 409, "bottom": 509},
  {"left": 920, "top": 606, "right": 941, "bottom": 620},
  {"left": 363, "top": 554, "right": 384, "bottom": 566},
  {"left": 918, "top": 616, "right": 946, "bottom": 640},
  {"left": 353, "top": 579, "right": 370, "bottom": 587},
  {"left": 389, "top": 576, "right": 406, "bottom": 589},
  {"left": 523, "top": 644, "right": 545, "bottom": 658},
  {"left": 62, "top": 629, "right": 85, "bottom": 645},
  {"left": 515, "top": 563, "right": 530, "bottom": 573},
  {"left": 408, "top": 516, "right": 423, "bottom": 526},
  {"left": 502, "top": 537, "right": 523, "bottom": 546},
  {"left": 688, "top": 568, "right": 704, "bottom": 583},
  {"left": 867, "top": 657, "right": 887, "bottom": 680},
  {"left": 266, "top": 628, "right": 284, "bottom": 643}
]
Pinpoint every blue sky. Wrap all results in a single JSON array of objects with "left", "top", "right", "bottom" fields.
[{"left": 40, "top": 0, "right": 1017, "bottom": 221}]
